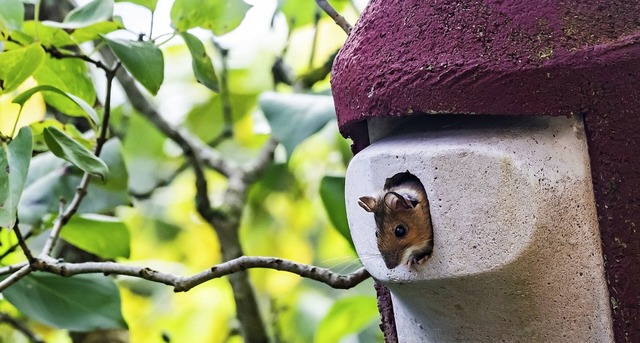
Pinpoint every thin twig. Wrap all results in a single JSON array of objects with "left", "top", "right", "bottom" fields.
[
  {"left": 242, "top": 137, "right": 278, "bottom": 183},
  {"left": 315, "top": 0, "right": 352, "bottom": 35},
  {"left": 0, "top": 312, "right": 45, "bottom": 343},
  {"left": 0, "top": 262, "right": 28, "bottom": 276},
  {"left": 39, "top": 173, "right": 91, "bottom": 257},
  {"left": 45, "top": 46, "right": 111, "bottom": 71},
  {"left": 100, "top": 47, "right": 236, "bottom": 178},
  {"left": 39, "top": 63, "right": 120, "bottom": 258},
  {"left": 182, "top": 256, "right": 370, "bottom": 292},
  {"left": 309, "top": 7, "right": 321, "bottom": 69},
  {"left": 0, "top": 264, "right": 31, "bottom": 292},
  {"left": 0, "top": 230, "right": 33, "bottom": 262},
  {"left": 1, "top": 256, "right": 371, "bottom": 292},
  {"left": 299, "top": 49, "right": 339, "bottom": 89},
  {"left": 212, "top": 40, "right": 233, "bottom": 139},
  {"left": 12, "top": 221, "right": 34, "bottom": 265},
  {"left": 129, "top": 163, "right": 188, "bottom": 199},
  {"left": 96, "top": 63, "right": 120, "bottom": 152}
]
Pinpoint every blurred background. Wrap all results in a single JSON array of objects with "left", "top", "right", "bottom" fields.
[{"left": 0, "top": 0, "right": 382, "bottom": 342}]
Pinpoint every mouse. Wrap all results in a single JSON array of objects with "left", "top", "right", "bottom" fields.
[{"left": 358, "top": 171, "right": 433, "bottom": 269}]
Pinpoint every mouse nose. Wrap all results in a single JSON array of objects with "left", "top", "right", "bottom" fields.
[{"left": 382, "top": 255, "right": 400, "bottom": 269}]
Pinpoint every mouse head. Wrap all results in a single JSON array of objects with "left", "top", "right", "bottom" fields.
[{"left": 359, "top": 191, "right": 433, "bottom": 269}]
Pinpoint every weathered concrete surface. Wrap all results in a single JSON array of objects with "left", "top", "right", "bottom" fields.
[
  {"left": 333, "top": 1, "right": 640, "bottom": 340},
  {"left": 346, "top": 116, "right": 613, "bottom": 342}
]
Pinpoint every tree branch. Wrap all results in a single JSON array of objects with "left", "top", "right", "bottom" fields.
[
  {"left": 212, "top": 39, "right": 233, "bottom": 139},
  {"left": 0, "top": 264, "right": 31, "bottom": 292},
  {"left": 99, "top": 47, "right": 236, "bottom": 179},
  {"left": 0, "top": 312, "right": 45, "bottom": 343},
  {"left": 242, "top": 138, "right": 278, "bottom": 184},
  {"left": 100, "top": 46, "right": 269, "bottom": 341},
  {"left": 0, "top": 257, "right": 370, "bottom": 292},
  {"left": 183, "top": 256, "right": 370, "bottom": 291},
  {"left": 315, "top": 0, "right": 352, "bottom": 35},
  {"left": 309, "top": 7, "right": 321, "bottom": 69},
  {"left": 299, "top": 49, "right": 339, "bottom": 89},
  {"left": 0, "top": 262, "right": 28, "bottom": 276},
  {"left": 39, "top": 62, "right": 120, "bottom": 259},
  {"left": 45, "top": 46, "right": 111, "bottom": 72},
  {"left": 4, "top": 66, "right": 118, "bottom": 286},
  {"left": 13, "top": 221, "right": 34, "bottom": 265},
  {"left": 0, "top": 231, "right": 32, "bottom": 262},
  {"left": 39, "top": 173, "right": 91, "bottom": 257}
]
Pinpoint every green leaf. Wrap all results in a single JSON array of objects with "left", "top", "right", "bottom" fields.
[
  {"left": 13, "top": 85, "right": 98, "bottom": 125},
  {"left": 0, "top": 43, "right": 45, "bottom": 95},
  {"left": 30, "top": 119, "right": 95, "bottom": 152},
  {"left": 279, "top": 0, "right": 316, "bottom": 28},
  {"left": 180, "top": 32, "right": 219, "bottom": 92},
  {"left": 105, "top": 38, "right": 164, "bottom": 95},
  {"left": 43, "top": 126, "right": 109, "bottom": 180},
  {"left": 319, "top": 175, "right": 354, "bottom": 250},
  {"left": 69, "top": 20, "right": 124, "bottom": 44},
  {"left": 259, "top": 92, "right": 336, "bottom": 157},
  {"left": 19, "top": 139, "right": 129, "bottom": 225},
  {"left": 171, "top": 0, "right": 251, "bottom": 35},
  {"left": 184, "top": 93, "right": 257, "bottom": 143},
  {"left": 3, "top": 273, "right": 127, "bottom": 331},
  {"left": 59, "top": 214, "right": 130, "bottom": 259},
  {"left": 0, "top": 127, "right": 32, "bottom": 228},
  {"left": 314, "top": 296, "right": 378, "bottom": 343},
  {"left": 115, "top": 0, "right": 158, "bottom": 11},
  {"left": 22, "top": 21, "right": 76, "bottom": 48},
  {"left": 0, "top": 0, "right": 24, "bottom": 32},
  {"left": 48, "top": 0, "right": 115, "bottom": 29},
  {"left": 33, "top": 56, "right": 97, "bottom": 118}
]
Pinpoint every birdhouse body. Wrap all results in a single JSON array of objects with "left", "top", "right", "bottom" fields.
[{"left": 333, "top": 1, "right": 640, "bottom": 341}]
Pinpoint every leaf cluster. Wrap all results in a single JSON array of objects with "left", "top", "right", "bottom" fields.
[{"left": 0, "top": 0, "right": 380, "bottom": 341}]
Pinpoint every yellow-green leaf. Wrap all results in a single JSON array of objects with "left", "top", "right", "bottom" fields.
[
  {"left": 0, "top": 0, "right": 24, "bottom": 32},
  {"left": 0, "top": 43, "right": 45, "bottom": 95},
  {"left": 33, "top": 56, "right": 97, "bottom": 118},
  {"left": 13, "top": 85, "right": 98, "bottom": 125},
  {"left": 314, "top": 296, "right": 379, "bottom": 343},
  {"left": 171, "top": 0, "right": 250, "bottom": 35},
  {"left": 70, "top": 20, "right": 124, "bottom": 44}
]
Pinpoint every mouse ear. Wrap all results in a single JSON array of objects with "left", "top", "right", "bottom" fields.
[
  {"left": 384, "top": 192, "right": 414, "bottom": 210},
  {"left": 358, "top": 196, "right": 377, "bottom": 212}
]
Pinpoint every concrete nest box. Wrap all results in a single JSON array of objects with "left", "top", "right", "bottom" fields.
[{"left": 332, "top": 1, "right": 640, "bottom": 342}]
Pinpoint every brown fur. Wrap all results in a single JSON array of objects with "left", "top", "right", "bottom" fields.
[{"left": 359, "top": 172, "right": 433, "bottom": 269}]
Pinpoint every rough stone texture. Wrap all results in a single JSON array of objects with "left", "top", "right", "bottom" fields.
[
  {"left": 332, "top": 0, "right": 640, "bottom": 136},
  {"left": 374, "top": 281, "right": 398, "bottom": 343},
  {"left": 345, "top": 116, "right": 613, "bottom": 342},
  {"left": 332, "top": 1, "right": 640, "bottom": 340},
  {"left": 584, "top": 102, "right": 640, "bottom": 341}
]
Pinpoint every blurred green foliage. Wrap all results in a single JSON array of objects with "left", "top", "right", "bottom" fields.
[{"left": 0, "top": 0, "right": 380, "bottom": 342}]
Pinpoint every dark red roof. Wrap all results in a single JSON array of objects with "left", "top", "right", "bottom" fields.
[{"left": 331, "top": 0, "right": 640, "bottom": 138}]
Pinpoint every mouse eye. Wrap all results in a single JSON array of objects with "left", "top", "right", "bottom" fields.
[
  {"left": 394, "top": 225, "right": 407, "bottom": 238},
  {"left": 375, "top": 231, "right": 379, "bottom": 238}
]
